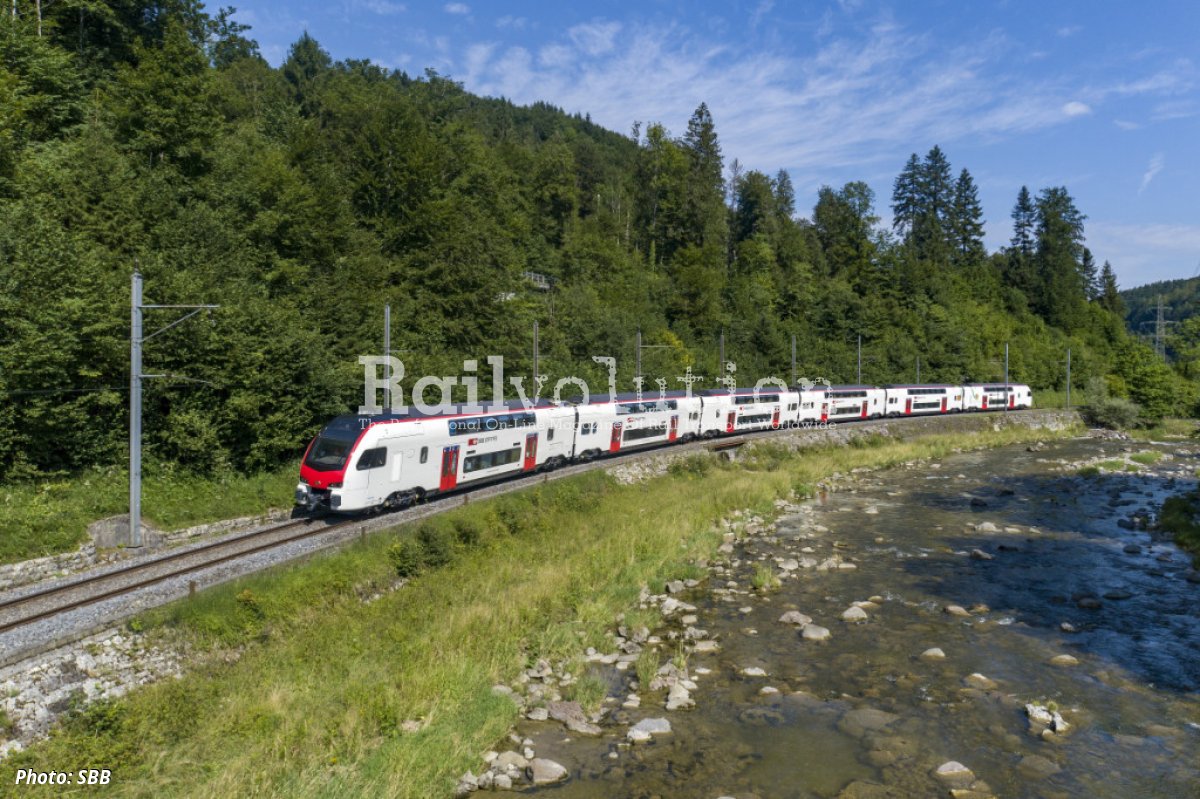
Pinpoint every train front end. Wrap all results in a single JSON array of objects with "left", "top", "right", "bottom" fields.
[{"left": 296, "top": 415, "right": 367, "bottom": 512}]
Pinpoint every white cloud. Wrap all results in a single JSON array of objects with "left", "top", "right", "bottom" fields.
[
  {"left": 751, "top": 0, "right": 774, "bottom": 29},
  {"left": 1086, "top": 223, "right": 1200, "bottom": 286},
  {"left": 1056, "top": 25, "right": 1081, "bottom": 38},
  {"left": 568, "top": 21, "right": 622, "bottom": 56},
  {"left": 1113, "top": 118, "right": 1141, "bottom": 130},
  {"left": 359, "top": 0, "right": 405, "bottom": 14},
  {"left": 444, "top": 2, "right": 469, "bottom": 15},
  {"left": 496, "top": 15, "right": 527, "bottom": 30},
  {"left": 1139, "top": 153, "right": 1165, "bottom": 194},
  {"left": 450, "top": 17, "right": 1192, "bottom": 206}
]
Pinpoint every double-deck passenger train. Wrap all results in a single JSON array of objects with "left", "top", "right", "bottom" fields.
[{"left": 296, "top": 382, "right": 1033, "bottom": 512}]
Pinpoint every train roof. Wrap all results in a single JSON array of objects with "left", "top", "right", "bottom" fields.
[
  {"left": 697, "top": 386, "right": 792, "bottom": 396},
  {"left": 883, "top": 384, "right": 957, "bottom": 389},
  {"left": 826, "top": 384, "right": 881, "bottom": 390}
]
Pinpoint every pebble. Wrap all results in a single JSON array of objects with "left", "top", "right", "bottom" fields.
[
  {"left": 920, "top": 647, "right": 946, "bottom": 661},
  {"left": 741, "top": 666, "right": 768, "bottom": 677},
  {"left": 944, "top": 605, "right": 971, "bottom": 617},
  {"left": 1048, "top": 654, "right": 1079, "bottom": 667}
]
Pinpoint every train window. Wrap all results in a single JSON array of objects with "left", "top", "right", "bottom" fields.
[
  {"left": 420, "top": 446, "right": 428, "bottom": 464},
  {"left": 356, "top": 447, "right": 386, "bottom": 470},
  {"left": 548, "top": 427, "right": 555, "bottom": 441}
]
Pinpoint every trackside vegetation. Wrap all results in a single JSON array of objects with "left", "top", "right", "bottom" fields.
[
  {"left": 0, "top": 423, "right": 1078, "bottom": 798},
  {"left": 0, "top": 465, "right": 296, "bottom": 565}
]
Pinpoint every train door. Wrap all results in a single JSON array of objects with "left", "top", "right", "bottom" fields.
[
  {"left": 1009, "top": 393, "right": 1015, "bottom": 409},
  {"left": 610, "top": 422, "right": 622, "bottom": 453},
  {"left": 905, "top": 397, "right": 912, "bottom": 415},
  {"left": 439, "top": 445, "right": 459, "bottom": 491},
  {"left": 771, "top": 408, "right": 781, "bottom": 429},
  {"left": 941, "top": 397, "right": 947, "bottom": 413},
  {"left": 668, "top": 415, "right": 679, "bottom": 442},
  {"left": 523, "top": 433, "right": 538, "bottom": 471},
  {"left": 982, "top": 394, "right": 988, "bottom": 410},
  {"left": 726, "top": 411, "right": 736, "bottom": 433},
  {"left": 861, "top": 401, "right": 868, "bottom": 419},
  {"left": 821, "top": 403, "right": 829, "bottom": 423}
]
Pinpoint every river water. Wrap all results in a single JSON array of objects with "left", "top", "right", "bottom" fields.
[{"left": 521, "top": 437, "right": 1200, "bottom": 798}]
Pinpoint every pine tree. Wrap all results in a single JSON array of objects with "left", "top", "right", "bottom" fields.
[
  {"left": 891, "top": 153, "right": 921, "bottom": 238},
  {"left": 681, "top": 102, "right": 726, "bottom": 250},
  {"left": 1099, "top": 261, "right": 1125, "bottom": 316},
  {"left": 1080, "top": 247, "right": 1099, "bottom": 300},
  {"left": 950, "top": 168, "right": 985, "bottom": 266},
  {"left": 281, "top": 32, "right": 330, "bottom": 116},
  {"left": 913, "top": 145, "right": 953, "bottom": 264},
  {"left": 1033, "top": 186, "right": 1088, "bottom": 330},
  {"left": 1010, "top": 186, "right": 1035, "bottom": 255},
  {"left": 774, "top": 168, "right": 795, "bottom": 220}
]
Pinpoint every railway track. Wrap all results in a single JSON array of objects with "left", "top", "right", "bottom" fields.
[{"left": 0, "top": 410, "right": 1056, "bottom": 665}]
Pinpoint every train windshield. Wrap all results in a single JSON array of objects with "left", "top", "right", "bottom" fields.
[{"left": 304, "top": 434, "right": 357, "bottom": 471}]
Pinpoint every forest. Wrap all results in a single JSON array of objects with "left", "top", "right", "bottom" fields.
[{"left": 0, "top": 0, "right": 1191, "bottom": 480}]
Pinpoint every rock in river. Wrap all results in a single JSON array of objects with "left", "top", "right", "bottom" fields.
[
  {"left": 779, "top": 610, "right": 812, "bottom": 626},
  {"left": 528, "top": 758, "right": 569, "bottom": 785},
  {"left": 628, "top": 717, "right": 672, "bottom": 742},
  {"left": 841, "top": 606, "right": 869, "bottom": 623},
  {"left": 547, "top": 701, "right": 601, "bottom": 735},
  {"left": 1048, "top": 654, "right": 1079, "bottom": 667},
  {"left": 801, "top": 624, "right": 831, "bottom": 642},
  {"left": 962, "top": 673, "right": 997, "bottom": 690},
  {"left": 932, "top": 760, "right": 975, "bottom": 788},
  {"left": 920, "top": 647, "right": 946, "bottom": 661}
]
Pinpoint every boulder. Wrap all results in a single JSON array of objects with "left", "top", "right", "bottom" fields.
[
  {"left": 627, "top": 717, "right": 672, "bottom": 742},
  {"left": 547, "top": 701, "right": 601, "bottom": 735},
  {"left": 527, "top": 758, "right": 569, "bottom": 785},
  {"left": 801, "top": 624, "right": 831, "bottom": 642},
  {"left": 962, "top": 673, "right": 996, "bottom": 690},
  {"left": 779, "top": 611, "right": 812, "bottom": 626},
  {"left": 932, "top": 760, "right": 975, "bottom": 788},
  {"left": 841, "top": 606, "right": 869, "bottom": 623}
]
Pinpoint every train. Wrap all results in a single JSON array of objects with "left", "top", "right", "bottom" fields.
[{"left": 295, "top": 382, "right": 1033, "bottom": 513}]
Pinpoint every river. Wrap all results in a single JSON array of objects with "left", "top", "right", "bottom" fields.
[{"left": 516, "top": 436, "right": 1200, "bottom": 798}]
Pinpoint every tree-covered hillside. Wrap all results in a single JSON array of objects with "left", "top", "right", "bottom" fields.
[
  {"left": 1122, "top": 276, "right": 1200, "bottom": 333},
  {"left": 0, "top": 1, "right": 1186, "bottom": 479}
]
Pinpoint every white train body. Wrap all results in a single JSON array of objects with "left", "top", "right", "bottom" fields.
[
  {"left": 965, "top": 383, "right": 1033, "bottom": 411},
  {"left": 698, "top": 388, "right": 798, "bottom": 436},
  {"left": 297, "top": 382, "right": 1034, "bottom": 512},
  {"left": 884, "top": 385, "right": 964, "bottom": 416},
  {"left": 825, "top": 386, "right": 885, "bottom": 421}
]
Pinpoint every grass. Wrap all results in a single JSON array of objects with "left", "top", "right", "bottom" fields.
[
  {"left": 1156, "top": 491, "right": 1200, "bottom": 566},
  {"left": 750, "top": 563, "right": 780, "bottom": 591},
  {"left": 1130, "top": 451, "right": 1164, "bottom": 465},
  {"left": 0, "top": 420, "right": 1080, "bottom": 798},
  {"left": 0, "top": 465, "right": 297, "bottom": 565},
  {"left": 1129, "top": 418, "right": 1199, "bottom": 441}
]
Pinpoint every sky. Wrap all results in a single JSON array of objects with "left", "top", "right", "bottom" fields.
[{"left": 233, "top": 0, "right": 1200, "bottom": 289}]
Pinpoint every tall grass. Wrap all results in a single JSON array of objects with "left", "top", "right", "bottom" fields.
[
  {"left": 0, "top": 465, "right": 297, "bottom": 565},
  {"left": 0, "top": 422, "right": 1078, "bottom": 798}
]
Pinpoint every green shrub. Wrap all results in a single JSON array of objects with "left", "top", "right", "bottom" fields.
[
  {"left": 1081, "top": 397, "right": 1140, "bottom": 430},
  {"left": 668, "top": 454, "right": 713, "bottom": 477},
  {"left": 417, "top": 523, "right": 454, "bottom": 567},
  {"left": 751, "top": 563, "right": 780, "bottom": 591},
  {"left": 388, "top": 538, "right": 425, "bottom": 578},
  {"left": 452, "top": 518, "right": 483, "bottom": 547}
]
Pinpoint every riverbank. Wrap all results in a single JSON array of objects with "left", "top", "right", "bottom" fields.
[{"left": 0, "top": 416, "right": 1079, "bottom": 797}]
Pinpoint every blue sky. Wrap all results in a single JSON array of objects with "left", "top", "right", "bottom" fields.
[{"left": 234, "top": 1, "right": 1199, "bottom": 288}]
